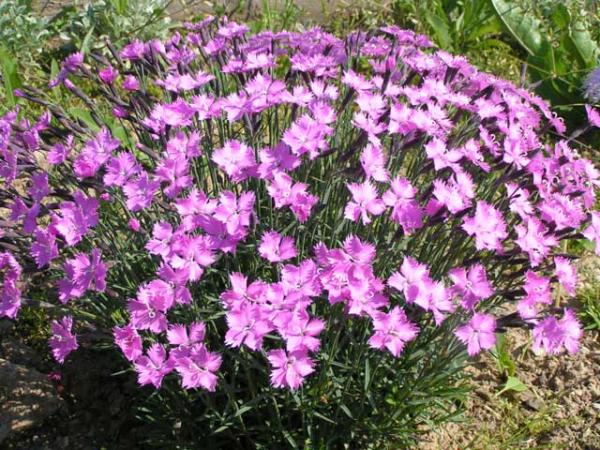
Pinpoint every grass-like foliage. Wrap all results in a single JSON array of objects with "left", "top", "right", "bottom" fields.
[{"left": 1, "top": 16, "right": 599, "bottom": 448}]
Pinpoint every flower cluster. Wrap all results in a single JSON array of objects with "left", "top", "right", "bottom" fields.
[{"left": 0, "top": 16, "right": 596, "bottom": 399}]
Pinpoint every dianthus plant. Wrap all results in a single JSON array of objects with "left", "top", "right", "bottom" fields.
[{"left": 1, "top": 16, "right": 598, "bottom": 448}]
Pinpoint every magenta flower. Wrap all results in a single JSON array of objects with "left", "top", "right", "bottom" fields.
[
  {"left": 462, "top": 201, "right": 507, "bottom": 253},
  {"left": 212, "top": 140, "right": 257, "bottom": 182},
  {"left": 0, "top": 252, "right": 22, "bottom": 319},
  {"left": 28, "top": 172, "right": 49, "bottom": 202},
  {"left": 127, "top": 280, "right": 175, "bottom": 333},
  {"left": 432, "top": 171, "right": 474, "bottom": 214},
  {"left": 57, "top": 249, "right": 107, "bottom": 303},
  {"left": 559, "top": 309, "right": 583, "bottom": 354},
  {"left": 135, "top": 343, "right": 174, "bottom": 388},
  {"left": 448, "top": 264, "right": 494, "bottom": 310},
  {"left": 382, "top": 177, "right": 424, "bottom": 234},
  {"left": 368, "top": 307, "right": 419, "bottom": 357},
  {"left": 51, "top": 190, "right": 99, "bottom": 246},
  {"left": 281, "top": 311, "right": 325, "bottom": 352},
  {"left": 123, "top": 172, "right": 160, "bottom": 212},
  {"left": 454, "top": 313, "right": 496, "bottom": 356},
  {"left": 280, "top": 259, "right": 322, "bottom": 301},
  {"left": 155, "top": 155, "right": 192, "bottom": 198},
  {"left": 554, "top": 257, "right": 577, "bottom": 296},
  {"left": 173, "top": 344, "right": 222, "bottom": 391},
  {"left": 122, "top": 75, "right": 140, "bottom": 91},
  {"left": 167, "top": 322, "right": 206, "bottom": 348},
  {"left": 30, "top": 227, "right": 59, "bottom": 268},
  {"left": 267, "top": 349, "right": 314, "bottom": 389},
  {"left": 585, "top": 104, "right": 600, "bottom": 128},
  {"left": 73, "top": 128, "right": 120, "bottom": 179},
  {"left": 531, "top": 312, "right": 582, "bottom": 356},
  {"left": 47, "top": 135, "right": 73, "bottom": 165},
  {"left": 360, "top": 143, "right": 389, "bottom": 182},
  {"left": 225, "top": 304, "right": 273, "bottom": 350},
  {"left": 103, "top": 152, "right": 139, "bottom": 187},
  {"left": 515, "top": 216, "right": 558, "bottom": 266},
  {"left": 267, "top": 173, "right": 319, "bottom": 222},
  {"left": 49, "top": 316, "right": 78, "bottom": 363},
  {"left": 344, "top": 181, "right": 386, "bottom": 225},
  {"left": 113, "top": 324, "right": 143, "bottom": 362},
  {"left": 583, "top": 212, "right": 600, "bottom": 255},
  {"left": 523, "top": 270, "right": 551, "bottom": 306},
  {"left": 258, "top": 231, "right": 297, "bottom": 263},
  {"left": 99, "top": 65, "right": 119, "bottom": 84},
  {"left": 213, "top": 191, "right": 255, "bottom": 236},
  {"left": 282, "top": 115, "right": 330, "bottom": 159}
]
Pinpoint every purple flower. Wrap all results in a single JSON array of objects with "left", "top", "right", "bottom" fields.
[
  {"left": 462, "top": 201, "right": 507, "bottom": 253},
  {"left": 0, "top": 252, "right": 22, "bottom": 319},
  {"left": 74, "top": 128, "right": 120, "bottom": 179},
  {"left": 531, "top": 310, "right": 582, "bottom": 355},
  {"left": 113, "top": 324, "right": 143, "bottom": 362},
  {"left": 49, "top": 316, "right": 78, "bottom": 363},
  {"left": 258, "top": 231, "right": 297, "bottom": 263},
  {"left": 583, "top": 212, "right": 600, "bottom": 255},
  {"left": 172, "top": 344, "right": 222, "bottom": 391},
  {"left": 454, "top": 313, "right": 496, "bottom": 356},
  {"left": 123, "top": 172, "right": 160, "bottom": 211},
  {"left": 30, "top": 227, "right": 59, "bottom": 268},
  {"left": 448, "top": 264, "right": 494, "bottom": 310},
  {"left": 28, "top": 172, "right": 49, "bottom": 202},
  {"left": 212, "top": 140, "right": 257, "bottom": 182},
  {"left": 127, "top": 280, "right": 174, "bottom": 333},
  {"left": 154, "top": 155, "right": 192, "bottom": 198},
  {"left": 283, "top": 115, "right": 330, "bottom": 159},
  {"left": 344, "top": 181, "right": 386, "bottom": 225},
  {"left": 51, "top": 191, "right": 99, "bottom": 246},
  {"left": 135, "top": 343, "right": 173, "bottom": 388},
  {"left": 225, "top": 304, "right": 273, "bottom": 350},
  {"left": 267, "top": 348, "right": 314, "bottom": 390},
  {"left": 368, "top": 307, "right": 419, "bottom": 357},
  {"left": 58, "top": 249, "right": 107, "bottom": 303}
]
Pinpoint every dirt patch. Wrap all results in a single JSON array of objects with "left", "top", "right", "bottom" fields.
[{"left": 420, "top": 329, "right": 600, "bottom": 450}]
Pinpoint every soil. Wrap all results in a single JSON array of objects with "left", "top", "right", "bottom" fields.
[{"left": 419, "top": 329, "right": 600, "bottom": 450}]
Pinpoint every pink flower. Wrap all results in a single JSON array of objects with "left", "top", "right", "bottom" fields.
[
  {"left": 583, "top": 212, "right": 600, "bottom": 255},
  {"left": 585, "top": 104, "right": 600, "bottom": 128},
  {"left": 368, "top": 307, "right": 419, "bottom": 356},
  {"left": 173, "top": 344, "right": 222, "bottom": 391},
  {"left": 462, "top": 201, "right": 507, "bottom": 253},
  {"left": 432, "top": 171, "right": 474, "bottom": 214},
  {"left": 135, "top": 343, "right": 174, "bottom": 388},
  {"left": 127, "top": 280, "right": 175, "bottom": 333},
  {"left": 113, "top": 324, "right": 143, "bottom": 362},
  {"left": 344, "top": 181, "right": 386, "bottom": 225},
  {"left": 258, "top": 231, "right": 297, "bottom": 263},
  {"left": 515, "top": 216, "right": 558, "bottom": 266},
  {"left": 74, "top": 128, "right": 120, "bottom": 179},
  {"left": 282, "top": 115, "right": 330, "bottom": 159},
  {"left": 57, "top": 249, "right": 107, "bottom": 303},
  {"left": 360, "top": 143, "right": 389, "bottom": 181},
  {"left": 103, "top": 152, "right": 139, "bottom": 187},
  {"left": 225, "top": 304, "right": 273, "bottom": 350},
  {"left": 554, "top": 257, "right": 577, "bottom": 296},
  {"left": 382, "top": 177, "right": 424, "bottom": 234},
  {"left": 123, "top": 75, "right": 140, "bottom": 91},
  {"left": 123, "top": 172, "right": 160, "bottom": 212},
  {"left": 454, "top": 313, "right": 496, "bottom": 356},
  {"left": 267, "top": 348, "right": 314, "bottom": 389},
  {"left": 531, "top": 310, "right": 582, "bottom": 356},
  {"left": 281, "top": 311, "right": 325, "bottom": 352},
  {"left": 99, "top": 65, "right": 119, "bottom": 84},
  {"left": 128, "top": 218, "right": 141, "bottom": 232},
  {"left": 212, "top": 140, "right": 257, "bottom": 182},
  {"left": 0, "top": 252, "right": 22, "bottom": 319},
  {"left": 51, "top": 191, "right": 99, "bottom": 246},
  {"left": 448, "top": 264, "right": 494, "bottom": 310},
  {"left": 49, "top": 316, "right": 78, "bottom": 363},
  {"left": 31, "top": 227, "right": 58, "bottom": 268}
]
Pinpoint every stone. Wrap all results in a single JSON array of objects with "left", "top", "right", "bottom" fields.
[{"left": 0, "top": 358, "right": 63, "bottom": 444}]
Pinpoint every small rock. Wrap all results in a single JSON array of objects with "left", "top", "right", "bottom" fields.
[
  {"left": 0, "top": 358, "right": 63, "bottom": 444},
  {"left": 0, "top": 320, "right": 14, "bottom": 337},
  {"left": 0, "top": 338, "right": 44, "bottom": 371}
]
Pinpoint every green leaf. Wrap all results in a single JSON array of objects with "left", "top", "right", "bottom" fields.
[
  {"left": 69, "top": 107, "right": 100, "bottom": 131},
  {"left": 0, "top": 46, "right": 21, "bottom": 107},
  {"left": 496, "top": 376, "right": 527, "bottom": 396},
  {"left": 488, "top": 0, "right": 543, "bottom": 55}
]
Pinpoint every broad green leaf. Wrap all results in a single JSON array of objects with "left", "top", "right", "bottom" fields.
[
  {"left": 496, "top": 376, "right": 527, "bottom": 396},
  {"left": 488, "top": 0, "right": 543, "bottom": 55},
  {"left": 69, "top": 107, "right": 100, "bottom": 131}
]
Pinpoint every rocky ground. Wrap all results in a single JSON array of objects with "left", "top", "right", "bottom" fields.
[{"left": 419, "top": 329, "right": 600, "bottom": 450}]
